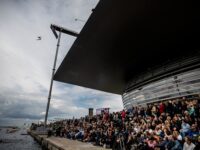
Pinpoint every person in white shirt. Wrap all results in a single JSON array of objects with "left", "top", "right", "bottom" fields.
[{"left": 183, "top": 136, "right": 196, "bottom": 150}]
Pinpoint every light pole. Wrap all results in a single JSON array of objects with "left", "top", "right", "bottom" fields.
[{"left": 44, "top": 24, "right": 78, "bottom": 127}]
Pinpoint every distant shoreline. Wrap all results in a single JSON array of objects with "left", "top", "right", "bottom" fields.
[{"left": 0, "top": 126, "right": 19, "bottom": 129}]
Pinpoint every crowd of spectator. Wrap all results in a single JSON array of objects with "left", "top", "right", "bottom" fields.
[{"left": 31, "top": 98, "right": 200, "bottom": 150}]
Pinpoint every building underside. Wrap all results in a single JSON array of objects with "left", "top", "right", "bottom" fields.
[{"left": 54, "top": 0, "right": 200, "bottom": 107}]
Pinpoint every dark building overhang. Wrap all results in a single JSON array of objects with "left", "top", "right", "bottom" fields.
[{"left": 54, "top": 0, "right": 200, "bottom": 95}]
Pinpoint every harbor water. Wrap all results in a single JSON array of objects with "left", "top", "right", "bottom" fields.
[{"left": 0, "top": 127, "right": 42, "bottom": 150}]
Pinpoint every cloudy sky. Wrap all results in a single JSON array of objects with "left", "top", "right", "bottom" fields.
[{"left": 0, "top": 0, "right": 123, "bottom": 126}]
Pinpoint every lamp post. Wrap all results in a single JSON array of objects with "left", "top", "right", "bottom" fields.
[{"left": 44, "top": 24, "right": 78, "bottom": 127}]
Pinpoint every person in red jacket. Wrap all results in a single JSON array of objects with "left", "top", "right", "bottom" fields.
[
  {"left": 159, "top": 102, "right": 165, "bottom": 114},
  {"left": 121, "top": 109, "right": 126, "bottom": 122}
]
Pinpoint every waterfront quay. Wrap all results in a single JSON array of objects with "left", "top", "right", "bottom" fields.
[{"left": 28, "top": 130, "right": 109, "bottom": 150}]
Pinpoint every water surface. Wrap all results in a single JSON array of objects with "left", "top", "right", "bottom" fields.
[{"left": 0, "top": 127, "right": 41, "bottom": 150}]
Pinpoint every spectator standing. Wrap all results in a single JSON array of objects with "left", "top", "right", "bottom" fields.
[{"left": 159, "top": 102, "right": 165, "bottom": 114}]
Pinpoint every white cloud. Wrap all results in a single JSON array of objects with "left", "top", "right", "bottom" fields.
[
  {"left": 40, "top": 112, "right": 46, "bottom": 115},
  {"left": 0, "top": 0, "right": 123, "bottom": 124}
]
